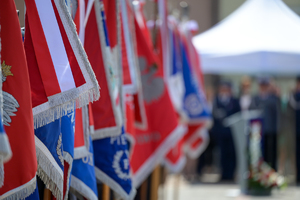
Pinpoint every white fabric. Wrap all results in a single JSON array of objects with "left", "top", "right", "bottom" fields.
[
  {"left": 240, "top": 94, "right": 252, "bottom": 111},
  {"left": 193, "top": 0, "right": 300, "bottom": 75},
  {"left": 35, "top": 0, "right": 76, "bottom": 91}
]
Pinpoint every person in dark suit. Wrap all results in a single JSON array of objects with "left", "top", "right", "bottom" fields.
[
  {"left": 289, "top": 77, "right": 300, "bottom": 184},
  {"left": 250, "top": 77, "right": 280, "bottom": 171},
  {"left": 211, "top": 81, "right": 240, "bottom": 181}
]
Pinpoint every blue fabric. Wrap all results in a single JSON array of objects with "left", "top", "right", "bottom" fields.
[
  {"left": 71, "top": 137, "right": 98, "bottom": 198},
  {"left": 61, "top": 110, "right": 75, "bottom": 158},
  {"left": 100, "top": 1, "right": 110, "bottom": 47},
  {"left": 93, "top": 127, "right": 135, "bottom": 199},
  {"left": 171, "top": 30, "right": 180, "bottom": 76},
  {"left": 180, "top": 41, "right": 210, "bottom": 120},
  {"left": 35, "top": 118, "right": 63, "bottom": 170},
  {"left": 61, "top": 110, "right": 75, "bottom": 190},
  {"left": 34, "top": 109, "right": 75, "bottom": 195},
  {"left": 0, "top": 116, "right": 4, "bottom": 134}
]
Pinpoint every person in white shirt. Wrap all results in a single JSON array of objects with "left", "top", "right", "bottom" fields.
[{"left": 239, "top": 76, "right": 252, "bottom": 111}]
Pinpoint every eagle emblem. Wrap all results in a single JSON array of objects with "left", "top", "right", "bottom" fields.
[
  {"left": 1, "top": 61, "right": 19, "bottom": 126},
  {"left": 138, "top": 57, "right": 165, "bottom": 104}
]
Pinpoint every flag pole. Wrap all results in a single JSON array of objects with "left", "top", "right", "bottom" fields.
[
  {"left": 140, "top": 178, "right": 149, "bottom": 200},
  {"left": 43, "top": 188, "right": 52, "bottom": 200},
  {"left": 102, "top": 184, "right": 110, "bottom": 200},
  {"left": 150, "top": 165, "right": 161, "bottom": 200}
]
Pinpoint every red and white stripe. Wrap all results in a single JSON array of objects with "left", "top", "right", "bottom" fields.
[{"left": 25, "top": 0, "right": 100, "bottom": 128}]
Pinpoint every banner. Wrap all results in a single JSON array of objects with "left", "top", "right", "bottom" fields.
[
  {"left": 24, "top": 0, "right": 100, "bottom": 129},
  {"left": 130, "top": 14, "right": 185, "bottom": 187},
  {"left": 0, "top": 1, "right": 37, "bottom": 199},
  {"left": 179, "top": 22, "right": 211, "bottom": 158},
  {"left": 93, "top": 128, "right": 136, "bottom": 200},
  {"left": 75, "top": 0, "right": 122, "bottom": 139}
]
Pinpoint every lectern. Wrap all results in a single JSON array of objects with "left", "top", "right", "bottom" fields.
[{"left": 223, "top": 110, "right": 261, "bottom": 194}]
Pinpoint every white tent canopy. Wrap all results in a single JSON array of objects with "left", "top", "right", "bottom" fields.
[{"left": 192, "top": 0, "right": 300, "bottom": 75}]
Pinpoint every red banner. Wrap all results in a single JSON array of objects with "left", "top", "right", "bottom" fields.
[
  {"left": 0, "top": 1, "right": 37, "bottom": 198},
  {"left": 130, "top": 15, "right": 185, "bottom": 187}
]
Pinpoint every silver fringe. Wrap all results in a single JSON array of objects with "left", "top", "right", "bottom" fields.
[
  {"left": 0, "top": 156, "right": 3, "bottom": 188},
  {"left": 33, "top": 87, "right": 98, "bottom": 129},
  {"left": 36, "top": 147, "right": 63, "bottom": 200},
  {"left": 0, "top": 176, "right": 36, "bottom": 200}
]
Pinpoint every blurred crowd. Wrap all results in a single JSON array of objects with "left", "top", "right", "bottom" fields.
[{"left": 187, "top": 76, "right": 300, "bottom": 185}]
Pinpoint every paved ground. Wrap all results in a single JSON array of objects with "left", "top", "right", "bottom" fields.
[{"left": 159, "top": 175, "right": 300, "bottom": 200}]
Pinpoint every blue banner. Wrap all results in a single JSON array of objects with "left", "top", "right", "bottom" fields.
[
  {"left": 180, "top": 41, "right": 210, "bottom": 121},
  {"left": 93, "top": 127, "right": 136, "bottom": 200},
  {"left": 71, "top": 137, "right": 98, "bottom": 200}
]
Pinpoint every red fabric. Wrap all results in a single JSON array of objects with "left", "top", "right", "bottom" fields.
[
  {"left": 135, "top": 2, "right": 152, "bottom": 50},
  {"left": 121, "top": 16, "right": 132, "bottom": 85},
  {"left": 130, "top": 16, "right": 179, "bottom": 179},
  {"left": 74, "top": 1, "right": 80, "bottom": 35},
  {"left": 24, "top": 15, "right": 48, "bottom": 107},
  {"left": 165, "top": 137, "right": 185, "bottom": 167},
  {"left": 125, "top": 94, "right": 135, "bottom": 136},
  {"left": 74, "top": 108, "right": 85, "bottom": 148},
  {"left": 191, "top": 136, "right": 203, "bottom": 150},
  {"left": 183, "top": 124, "right": 205, "bottom": 155},
  {"left": 81, "top": 3, "right": 116, "bottom": 130},
  {"left": 102, "top": 0, "right": 117, "bottom": 48},
  {"left": 0, "top": 0, "right": 37, "bottom": 196},
  {"left": 88, "top": 103, "right": 94, "bottom": 127},
  {"left": 24, "top": 0, "right": 61, "bottom": 97},
  {"left": 63, "top": 161, "right": 70, "bottom": 199}
]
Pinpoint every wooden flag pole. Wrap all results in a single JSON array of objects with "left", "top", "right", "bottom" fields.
[
  {"left": 150, "top": 166, "right": 161, "bottom": 200},
  {"left": 102, "top": 184, "right": 110, "bottom": 200},
  {"left": 43, "top": 188, "right": 52, "bottom": 200},
  {"left": 140, "top": 178, "right": 149, "bottom": 200}
]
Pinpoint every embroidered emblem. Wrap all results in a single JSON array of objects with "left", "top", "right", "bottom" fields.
[
  {"left": 138, "top": 57, "right": 164, "bottom": 103},
  {"left": 112, "top": 150, "right": 130, "bottom": 180},
  {"left": 1, "top": 61, "right": 19, "bottom": 126},
  {"left": 184, "top": 94, "right": 203, "bottom": 116},
  {"left": 82, "top": 152, "right": 94, "bottom": 166},
  {"left": 56, "top": 134, "right": 64, "bottom": 166}
]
